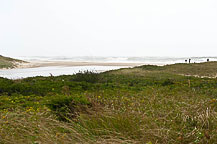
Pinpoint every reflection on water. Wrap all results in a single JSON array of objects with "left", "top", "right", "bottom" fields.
[{"left": 0, "top": 66, "right": 129, "bottom": 79}]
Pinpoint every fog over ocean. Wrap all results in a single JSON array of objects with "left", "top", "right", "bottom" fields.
[
  {"left": 15, "top": 56, "right": 217, "bottom": 64},
  {"left": 1, "top": 56, "right": 217, "bottom": 79}
]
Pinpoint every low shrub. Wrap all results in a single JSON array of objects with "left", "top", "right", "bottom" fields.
[
  {"left": 72, "top": 70, "right": 102, "bottom": 83},
  {"left": 46, "top": 95, "right": 90, "bottom": 121}
]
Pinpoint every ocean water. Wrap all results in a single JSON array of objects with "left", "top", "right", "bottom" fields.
[
  {"left": 14, "top": 56, "right": 217, "bottom": 64},
  {"left": 1, "top": 56, "right": 217, "bottom": 79}
]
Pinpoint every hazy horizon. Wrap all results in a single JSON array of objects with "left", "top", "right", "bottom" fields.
[{"left": 1, "top": 0, "right": 217, "bottom": 57}]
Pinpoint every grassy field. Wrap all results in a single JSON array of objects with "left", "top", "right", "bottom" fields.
[
  {"left": 0, "top": 55, "right": 25, "bottom": 69},
  {"left": 0, "top": 62, "right": 217, "bottom": 143}
]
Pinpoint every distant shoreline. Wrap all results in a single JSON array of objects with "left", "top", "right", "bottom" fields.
[
  {"left": 16, "top": 61, "right": 147, "bottom": 69},
  {"left": 13, "top": 56, "right": 217, "bottom": 69},
  {"left": 4, "top": 55, "right": 217, "bottom": 70}
]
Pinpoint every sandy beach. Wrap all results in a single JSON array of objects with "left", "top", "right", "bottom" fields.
[{"left": 16, "top": 61, "right": 145, "bottom": 69}]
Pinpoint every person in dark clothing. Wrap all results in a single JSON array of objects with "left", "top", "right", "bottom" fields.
[{"left": 189, "top": 59, "right": 191, "bottom": 63}]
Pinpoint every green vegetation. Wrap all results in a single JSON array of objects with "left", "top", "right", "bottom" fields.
[
  {"left": 0, "top": 55, "right": 25, "bottom": 68},
  {"left": 137, "top": 62, "right": 217, "bottom": 77},
  {"left": 0, "top": 62, "right": 217, "bottom": 143}
]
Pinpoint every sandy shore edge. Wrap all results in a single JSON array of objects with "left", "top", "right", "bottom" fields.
[{"left": 15, "top": 61, "right": 146, "bottom": 69}]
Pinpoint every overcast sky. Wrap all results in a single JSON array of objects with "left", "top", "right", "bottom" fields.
[{"left": 0, "top": 0, "right": 217, "bottom": 57}]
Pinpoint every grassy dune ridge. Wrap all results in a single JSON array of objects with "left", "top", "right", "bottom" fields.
[
  {"left": 0, "top": 62, "right": 217, "bottom": 143},
  {"left": 0, "top": 55, "right": 25, "bottom": 69}
]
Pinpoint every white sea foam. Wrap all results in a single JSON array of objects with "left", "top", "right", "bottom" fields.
[{"left": 14, "top": 56, "right": 217, "bottom": 64}]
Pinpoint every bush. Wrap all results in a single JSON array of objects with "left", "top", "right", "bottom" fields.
[
  {"left": 46, "top": 95, "right": 90, "bottom": 121},
  {"left": 0, "top": 77, "right": 13, "bottom": 94},
  {"left": 161, "top": 79, "right": 175, "bottom": 86},
  {"left": 72, "top": 71, "right": 102, "bottom": 83}
]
